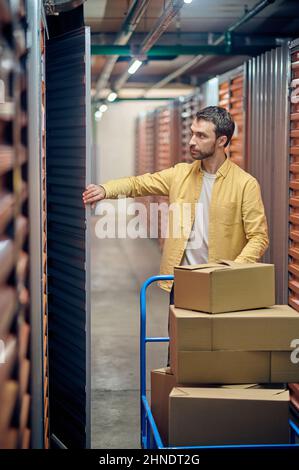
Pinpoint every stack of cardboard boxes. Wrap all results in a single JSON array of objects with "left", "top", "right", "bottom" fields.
[{"left": 151, "top": 261, "right": 299, "bottom": 447}]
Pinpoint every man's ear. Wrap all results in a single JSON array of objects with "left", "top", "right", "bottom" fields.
[{"left": 218, "top": 135, "right": 228, "bottom": 148}]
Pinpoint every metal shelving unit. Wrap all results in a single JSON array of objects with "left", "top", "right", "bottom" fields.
[
  {"left": 288, "top": 38, "right": 299, "bottom": 431},
  {"left": 289, "top": 38, "right": 299, "bottom": 312},
  {"left": 218, "top": 66, "right": 245, "bottom": 169},
  {"left": 0, "top": 0, "right": 30, "bottom": 449},
  {"left": 135, "top": 111, "right": 156, "bottom": 237},
  {"left": 178, "top": 92, "right": 203, "bottom": 163}
]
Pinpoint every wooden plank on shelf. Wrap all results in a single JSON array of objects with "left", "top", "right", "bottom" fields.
[
  {"left": 19, "top": 358, "right": 30, "bottom": 397},
  {"left": 0, "top": 192, "right": 14, "bottom": 234},
  {"left": 19, "top": 321, "right": 30, "bottom": 360},
  {"left": 21, "top": 428, "right": 31, "bottom": 449},
  {"left": 0, "top": 145, "right": 14, "bottom": 175},
  {"left": 20, "top": 393, "right": 30, "bottom": 431},
  {"left": 0, "top": 428, "right": 18, "bottom": 449},
  {"left": 0, "top": 237, "right": 14, "bottom": 285},
  {"left": 0, "top": 380, "right": 18, "bottom": 436},
  {"left": 15, "top": 215, "right": 28, "bottom": 248},
  {"left": 0, "top": 286, "right": 17, "bottom": 338},
  {"left": 0, "top": 102, "right": 15, "bottom": 120},
  {"left": 0, "top": 334, "right": 17, "bottom": 386},
  {"left": 16, "top": 250, "right": 29, "bottom": 284}
]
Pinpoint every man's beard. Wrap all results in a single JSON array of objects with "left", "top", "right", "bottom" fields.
[{"left": 190, "top": 143, "right": 216, "bottom": 160}]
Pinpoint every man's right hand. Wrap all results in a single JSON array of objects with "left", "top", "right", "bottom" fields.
[{"left": 82, "top": 184, "right": 106, "bottom": 209}]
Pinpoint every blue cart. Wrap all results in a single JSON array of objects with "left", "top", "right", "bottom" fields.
[{"left": 140, "top": 274, "right": 299, "bottom": 450}]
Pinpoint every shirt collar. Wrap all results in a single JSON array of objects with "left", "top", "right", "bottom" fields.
[{"left": 197, "top": 155, "right": 231, "bottom": 178}]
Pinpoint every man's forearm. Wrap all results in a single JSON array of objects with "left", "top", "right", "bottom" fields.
[
  {"left": 234, "top": 177, "right": 270, "bottom": 263},
  {"left": 100, "top": 167, "right": 175, "bottom": 199},
  {"left": 234, "top": 233, "right": 269, "bottom": 263}
]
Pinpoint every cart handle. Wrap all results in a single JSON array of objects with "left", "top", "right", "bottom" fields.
[
  {"left": 140, "top": 275, "right": 174, "bottom": 449},
  {"left": 140, "top": 275, "right": 174, "bottom": 399}
]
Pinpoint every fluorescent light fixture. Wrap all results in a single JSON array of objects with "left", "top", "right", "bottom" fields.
[
  {"left": 107, "top": 91, "right": 118, "bottom": 102},
  {"left": 184, "top": 0, "right": 192, "bottom": 3},
  {"left": 95, "top": 110, "right": 102, "bottom": 121},
  {"left": 99, "top": 104, "right": 108, "bottom": 113},
  {"left": 128, "top": 59, "right": 143, "bottom": 75}
]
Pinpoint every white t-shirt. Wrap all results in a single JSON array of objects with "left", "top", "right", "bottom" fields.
[{"left": 180, "top": 170, "right": 217, "bottom": 266}]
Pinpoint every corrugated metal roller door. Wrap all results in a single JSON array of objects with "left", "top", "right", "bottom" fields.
[
  {"left": 289, "top": 39, "right": 299, "bottom": 311},
  {"left": 154, "top": 105, "right": 174, "bottom": 249},
  {"left": 46, "top": 26, "right": 91, "bottom": 448},
  {"left": 135, "top": 114, "right": 145, "bottom": 176},
  {"left": 179, "top": 93, "right": 202, "bottom": 163},
  {"left": 155, "top": 106, "right": 173, "bottom": 170},
  {"left": 246, "top": 44, "right": 289, "bottom": 304},
  {"left": 135, "top": 112, "right": 156, "bottom": 235},
  {"left": 144, "top": 112, "right": 156, "bottom": 234},
  {"left": 218, "top": 70, "right": 245, "bottom": 169}
]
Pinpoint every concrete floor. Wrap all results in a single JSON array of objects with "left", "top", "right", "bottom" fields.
[{"left": 90, "top": 214, "right": 169, "bottom": 449}]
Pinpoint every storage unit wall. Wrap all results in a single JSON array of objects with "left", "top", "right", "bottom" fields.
[
  {"left": 288, "top": 37, "right": 299, "bottom": 427},
  {"left": 0, "top": 0, "right": 30, "bottom": 449},
  {"left": 134, "top": 102, "right": 181, "bottom": 248},
  {"left": 135, "top": 111, "right": 156, "bottom": 177},
  {"left": 246, "top": 43, "right": 290, "bottom": 305},
  {"left": 135, "top": 111, "right": 156, "bottom": 236},
  {"left": 153, "top": 103, "right": 180, "bottom": 249},
  {"left": 178, "top": 92, "right": 203, "bottom": 163},
  {"left": 218, "top": 66, "right": 245, "bottom": 169},
  {"left": 289, "top": 38, "right": 299, "bottom": 312}
]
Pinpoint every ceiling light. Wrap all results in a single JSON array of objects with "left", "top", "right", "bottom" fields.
[
  {"left": 184, "top": 0, "right": 192, "bottom": 3},
  {"left": 99, "top": 104, "right": 108, "bottom": 113},
  {"left": 128, "top": 59, "right": 143, "bottom": 75},
  {"left": 107, "top": 91, "right": 118, "bottom": 102}
]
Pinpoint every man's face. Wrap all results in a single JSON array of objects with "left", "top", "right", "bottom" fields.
[{"left": 189, "top": 119, "right": 220, "bottom": 161}]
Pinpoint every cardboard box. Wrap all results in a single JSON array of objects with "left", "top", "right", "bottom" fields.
[
  {"left": 151, "top": 368, "right": 177, "bottom": 446},
  {"left": 169, "top": 387, "right": 290, "bottom": 446},
  {"left": 169, "top": 305, "right": 299, "bottom": 383},
  {"left": 150, "top": 368, "right": 260, "bottom": 446},
  {"left": 169, "top": 349, "right": 299, "bottom": 385},
  {"left": 170, "top": 349, "right": 271, "bottom": 384},
  {"left": 169, "top": 304, "right": 299, "bottom": 352},
  {"left": 271, "top": 352, "right": 299, "bottom": 382},
  {"left": 174, "top": 260, "right": 275, "bottom": 313}
]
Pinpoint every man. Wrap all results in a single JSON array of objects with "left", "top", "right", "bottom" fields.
[{"left": 83, "top": 106, "right": 269, "bottom": 363}]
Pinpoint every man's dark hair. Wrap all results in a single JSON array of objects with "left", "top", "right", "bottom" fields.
[{"left": 196, "top": 106, "right": 235, "bottom": 148}]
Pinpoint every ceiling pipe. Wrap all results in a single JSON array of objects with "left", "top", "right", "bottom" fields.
[
  {"left": 114, "top": 0, "right": 185, "bottom": 92},
  {"left": 144, "top": 0, "right": 276, "bottom": 94},
  {"left": 94, "top": 0, "right": 150, "bottom": 99},
  {"left": 91, "top": 43, "right": 281, "bottom": 56}
]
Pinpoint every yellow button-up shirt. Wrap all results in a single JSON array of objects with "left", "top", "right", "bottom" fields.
[{"left": 101, "top": 157, "right": 269, "bottom": 293}]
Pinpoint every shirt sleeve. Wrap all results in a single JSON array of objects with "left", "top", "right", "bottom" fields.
[
  {"left": 234, "top": 177, "right": 270, "bottom": 263},
  {"left": 100, "top": 166, "right": 175, "bottom": 199}
]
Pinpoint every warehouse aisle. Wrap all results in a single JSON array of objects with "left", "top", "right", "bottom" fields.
[{"left": 90, "top": 215, "right": 169, "bottom": 448}]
